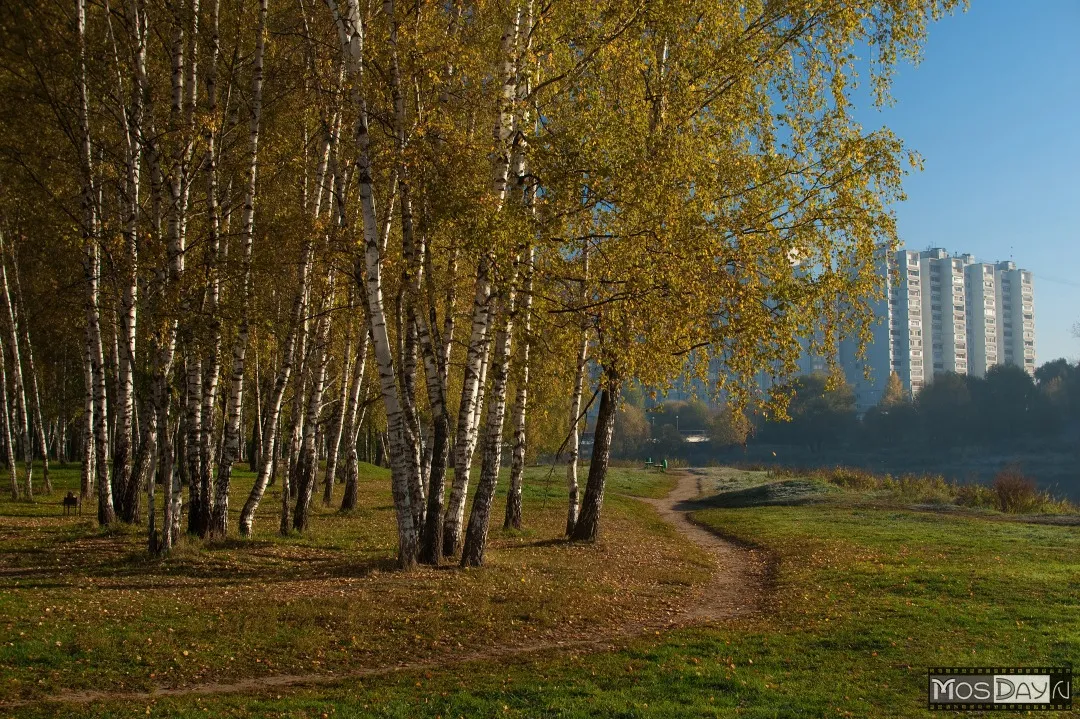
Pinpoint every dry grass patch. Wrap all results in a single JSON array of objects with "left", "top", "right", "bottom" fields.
[{"left": 0, "top": 464, "right": 708, "bottom": 703}]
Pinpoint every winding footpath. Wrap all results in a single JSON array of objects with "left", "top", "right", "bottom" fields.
[
  {"left": 30, "top": 470, "right": 769, "bottom": 707},
  {"left": 642, "top": 469, "right": 769, "bottom": 623}
]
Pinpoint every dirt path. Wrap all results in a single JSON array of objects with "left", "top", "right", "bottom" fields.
[
  {"left": 31, "top": 471, "right": 769, "bottom": 707},
  {"left": 642, "top": 470, "right": 770, "bottom": 622}
]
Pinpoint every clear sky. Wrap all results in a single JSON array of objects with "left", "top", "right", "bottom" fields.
[{"left": 865, "top": 0, "right": 1080, "bottom": 364}]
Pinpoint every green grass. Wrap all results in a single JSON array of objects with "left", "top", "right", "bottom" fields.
[{"left": 1, "top": 466, "right": 1077, "bottom": 717}]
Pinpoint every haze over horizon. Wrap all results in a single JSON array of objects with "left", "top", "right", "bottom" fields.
[{"left": 868, "top": 0, "right": 1080, "bottom": 364}]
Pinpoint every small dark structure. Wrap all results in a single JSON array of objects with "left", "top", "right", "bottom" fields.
[{"left": 62, "top": 492, "right": 81, "bottom": 516}]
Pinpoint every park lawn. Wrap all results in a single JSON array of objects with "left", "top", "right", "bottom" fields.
[
  {"left": 0, "top": 462, "right": 703, "bottom": 708},
  {"left": 4, "top": 466, "right": 1078, "bottom": 718}
]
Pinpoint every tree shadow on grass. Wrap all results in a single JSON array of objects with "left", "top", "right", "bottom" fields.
[
  {"left": 500, "top": 536, "right": 573, "bottom": 550},
  {"left": 678, "top": 479, "right": 840, "bottom": 510},
  {"left": 0, "top": 536, "right": 401, "bottom": 590}
]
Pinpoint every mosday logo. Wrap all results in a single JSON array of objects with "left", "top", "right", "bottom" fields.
[{"left": 928, "top": 667, "right": 1071, "bottom": 711}]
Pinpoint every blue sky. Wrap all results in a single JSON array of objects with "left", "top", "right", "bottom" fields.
[{"left": 865, "top": 0, "right": 1080, "bottom": 363}]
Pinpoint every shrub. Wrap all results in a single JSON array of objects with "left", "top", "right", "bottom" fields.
[
  {"left": 955, "top": 483, "right": 995, "bottom": 509},
  {"left": 889, "top": 473, "right": 951, "bottom": 504},
  {"left": 991, "top": 467, "right": 1040, "bottom": 514},
  {"left": 825, "top": 466, "right": 878, "bottom": 491}
]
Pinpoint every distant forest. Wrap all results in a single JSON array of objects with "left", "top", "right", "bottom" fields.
[{"left": 611, "top": 359, "right": 1080, "bottom": 460}]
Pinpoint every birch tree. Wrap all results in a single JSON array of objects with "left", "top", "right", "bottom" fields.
[
  {"left": 210, "top": 0, "right": 268, "bottom": 537},
  {"left": 0, "top": 236, "right": 32, "bottom": 498}
]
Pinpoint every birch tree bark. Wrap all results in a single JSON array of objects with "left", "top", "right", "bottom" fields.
[
  {"left": 238, "top": 240, "right": 313, "bottom": 536},
  {"left": 106, "top": 0, "right": 142, "bottom": 522},
  {"left": 339, "top": 329, "right": 369, "bottom": 511},
  {"left": 504, "top": 246, "right": 533, "bottom": 530},
  {"left": 211, "top": 0, "right": 267, "bottom": 537},
  {"left": 184, "top": 349, "right": 204, "bottom": 534},
  {"left": 0, "top": 333, "right": 17, "bottom": 501},
  {"left": 444, "top": 6, "right": 522, "bottom": 555},
  {"left": 461, "top": 274, "right": 518, "bottom": 567},
  {"left": 322, "top": 322, "right": 351, "bottom": 505},
  {"left": 416, "top": 242, "right": 453, "bottom": 564},
  {"left": 0, "top": 240, "right": 33, "bottom": 500},
  {"left": 157, "top": 0, "right": 200, "bottom": 551},
  {"left": 565, "top": 245, "right": 590, "bottom": 535},
  {"left": 86, "top": 241, "right": 114, "bottom": 524},
  {"left": 570, "top": 366, "right": 620, "bottom": 542},
  {"left": 81, "top": 331, "right": 95, "bottom": 501},
  {"left": 75, "top": 0, "right": 115, "bottom": 522},
  {"left": 325, "top": 0, "right": 418, "bottom": 568},
  {"left": 193, "top": 0, "right": 224, "bottom": 539},
  {"left": 381, "top": 17, "right": 421, "bottom": 531},
  {"left": 11, "top": 258, "right": 51, "bottom": 494},
  {"left": 442, "top": 264, "right": 491, "bottom": 556},
  {"left": 292, "top": 276, "right": 334, "bottom": 531},
  {"left": 285, "top": 281, "right": 311, "bottom": 506}
]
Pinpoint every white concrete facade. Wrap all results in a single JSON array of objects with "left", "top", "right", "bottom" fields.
[
  {"left": 765, "top": 249, "right": 1035, "bottom": 407},
  {"left": 887, "top": 250, "right": 926, "bottom": 397},
  {"left": 837, "top": 249, "right": 1035, "bottom": 403},
  {"left": 995, "top": 261, "right": 1036, "bottom": 376},
  {"left": 919, "top": 249, "right": 968, "bottom": 376},
  {"left": 963, "top": 262, "right": 999, "bottom": 377}
]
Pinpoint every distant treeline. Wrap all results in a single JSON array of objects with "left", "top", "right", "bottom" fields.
[{"left": 611, "top": 358, "right": 1080, "bottom": 459}]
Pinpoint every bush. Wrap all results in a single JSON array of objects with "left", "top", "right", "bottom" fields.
[
  {"left": 825, "top": 466, "right": 878, "bottom": 491},
  {"left": 955, "top": 483, "right": 995, "bottom": 509},
  {"left": 991, "top": 468, "right": 1040, "bottom": 514}
]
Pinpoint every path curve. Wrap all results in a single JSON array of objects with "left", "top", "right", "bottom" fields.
[
  {"left": 642, "top": 469, "right": 770, "bottom": 623},
  {"left": 26, "top": 470, "right": 769, "bottom": 707}
]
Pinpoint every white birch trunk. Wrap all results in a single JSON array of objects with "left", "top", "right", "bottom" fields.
[
  {"left": 178, "top": 2, "right": 201, "bottom": 535},
  {"left": 339, "top": 329, "right": 369, "bottom": 511},
  {"left": 322, "top": 323, "right": 351, "bottom": 505},
  {"left": 103, "top": 0, "right": 141, "bottom": 520},
  {"left": 0, "top": 242, "right": 33, "bottom": 500},
  {"left": 86, "top": 240, "right": 114, "bottom": 524},
  {"left": 461, "top": 276, "right": 518, "bottom": 567},
  {"left": 184, "top": 353, "right": 204, "bottom": 534},
  {"left": 384, "top": 0, "right": 427, "bottom": 534},
  {"left": 211, "top": 0, "right": 267, "bottom": 537},
  {"left": 193, "top": 0, "right": 223, "bottom": 538},
  {"left": 565, "top": 245, "right": 590, "bottom": 535},
  {"left": 284, "top": 283, "right": 311, "bottom": 506},
  {"left": 0, "top": 333, "right": 17, "bottom": 500},
  {"left": 325, "top": 0, "right": 417, "bottom": 567},
  {"left": 81, "top": 330, "right": 95, "bottom": 500},
  {"left": 444, "top": 8, "right": 521, "bottom": 554},
  {"left": 11, "top": 260, "right": 51, "bottom": 494},
  {"left": 76, "top": 0, "right": 113, "bottom": 521},
  {"left": 293, "top": 279, "right": 334, "bottom": 531},
  {"left": 416, "top": 245, "right": 453, "bottom": 563},
  {"left": 504, "top": 246, "right": 533, "bottom": 530},
  {"left": 570, "top": 369, "right": 620, "bottom": 542},
  {"left": 238, "top": 241, "right": 313, "bottom": 536},
  {"left": 443, "top": 265, "right": 491, "bottom": 555},
  {"left": 155, "top": 0, "right": 199, "bottom": 551}
]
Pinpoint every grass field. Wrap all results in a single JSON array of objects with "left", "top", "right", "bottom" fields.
[{"left": 1, "top": 464, "right": 1077, "bottom": 717}]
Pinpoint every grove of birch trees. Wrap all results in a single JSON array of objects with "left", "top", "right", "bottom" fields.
[{"left": 0, "top": 0, "right": 957, "bottom": 568}]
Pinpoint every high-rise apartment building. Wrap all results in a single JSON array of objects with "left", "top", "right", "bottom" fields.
[
  {"left": 964, "top": 262, "right": 999, "bottom": 377},
  {"left": 834, "top": 248, "right": 1034, "bottom": 407},
  {"left": 886, "top": 250, "right": 926, "bottom": 397},
  {"left": 747, "top": 247, "right": 1035, "bottom": 412},
  {"left": 919, "top": 249, "right": 968, "bottom": 376},
  {"left": 995, "top": 261, "right": 1036, "bottom": 375}
]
